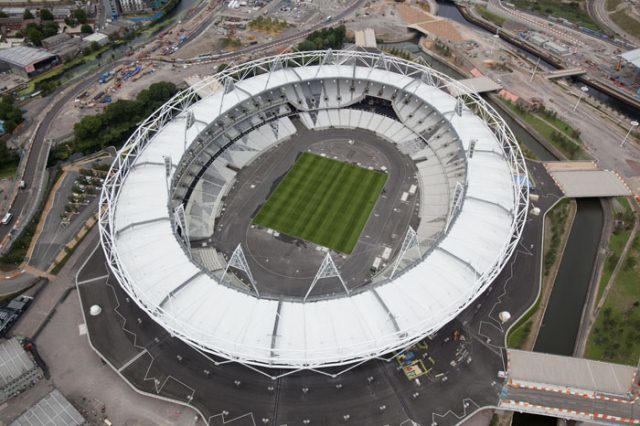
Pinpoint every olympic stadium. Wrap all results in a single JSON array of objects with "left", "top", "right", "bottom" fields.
[{"left": 98, "top": 49, "right": 529, "bottom": 376}]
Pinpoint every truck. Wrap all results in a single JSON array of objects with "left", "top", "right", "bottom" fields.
[{"left": 98, "top": 72, "right": 113, "bottom": 84}]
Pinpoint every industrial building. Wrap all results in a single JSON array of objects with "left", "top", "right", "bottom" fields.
[
  {"left": 9, "top": 388, "right": 85, "bottom": 426},
  {"left": 0, "top": 338, "right": 43, "bottom": 403},
  {"left": 0, "top": 46, "right": 59, "bottom": 78}
]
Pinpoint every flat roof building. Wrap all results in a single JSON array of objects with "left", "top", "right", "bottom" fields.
[
  {"left": 10, "top": 388, "right": 85, "bottom": 426},
  {"left": 0, "top": 338, "right": 43, "bottom": 403},
  {"left": 41, "top": 32, "right": 72, "bottom": 50},
  {"left": 83, "top": 32, "right": 110, "bottom": 47},
  {"left": 0, "top": 46, "right": 59, "bottom": 78}
]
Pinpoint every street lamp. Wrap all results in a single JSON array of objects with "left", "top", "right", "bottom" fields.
[
  {"left": 573, "top": 86, "right": 588, "bottom": 111},
  {"left": 620, "top": 120, "right": 639, "bottom": 147}
]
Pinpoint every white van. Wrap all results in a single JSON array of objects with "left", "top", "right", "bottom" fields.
[{"left": 1, "top": 213, "right": 13, "bottom": 225}]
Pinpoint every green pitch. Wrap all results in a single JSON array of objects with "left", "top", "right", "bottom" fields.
[{"left": 253, "top": 152, "right": 387, "bottom": 254}]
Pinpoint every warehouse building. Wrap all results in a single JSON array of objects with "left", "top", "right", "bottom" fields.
[
  {"left": 0, "top": 46, "right": 59, "bottom": 78},
  {"left": 0, "top": 338, "right": 43, "bottom": 403}
]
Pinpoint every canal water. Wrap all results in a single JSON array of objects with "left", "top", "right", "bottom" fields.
[{"left": 534, "top": 198, "right": 604, "bottom": 356}]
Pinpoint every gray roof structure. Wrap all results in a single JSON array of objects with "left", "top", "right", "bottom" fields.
[
  {"left": 0, "top": 338, "right": 36, "bottom": 388},
  {"left": 0, "top": 46, "right": 55, "bottom": 68},
  {"left": 10, "top": 389, "right": 85, "bottom": 426},
  {"left": 508, "top": 349, "right": 637, "bottom": 396},
  {"left": 620, "top": 47, "right": 640, "bottom": 69}
]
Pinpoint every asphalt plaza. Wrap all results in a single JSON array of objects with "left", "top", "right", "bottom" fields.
[{"left": 253, "top": 152, "right": 387, "bottom": 254}]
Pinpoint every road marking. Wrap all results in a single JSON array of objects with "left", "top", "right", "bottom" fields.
[
  {"left": 77, "top": 274, "right": 110, "bottom": 286},
  {"left": 118, "top": 349, "right": 149, "bottom": 372}
]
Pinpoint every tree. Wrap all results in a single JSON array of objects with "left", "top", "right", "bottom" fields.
[
  {"left": 73, "top": 9, "right": 88, "bottom": 24},
  {"left": 39, "top": 8, "right": 54, "bottom": 20},
  {"left": 25, "top": 23, "right": 44, "bottom": 46},
  {"left": 23, "top": 9, "right": 35, "bottom": 19},
  {"left": 0, "top": 11, "right": 8, "bottom": 18},
  {"left": 64, "top": 17, "right": 77, "bottom": 27},
  {"left": 0, "top": 96, "right": 24, "bottom": 135},
  {"left": 42, "top": 22, "right": 59, "bottom": 38},
  {"left": 80, "top": 24, "right": 93, "bottom": 34},
  {"left": 90, "top": 41, "right": 100, "bottom": 51}
]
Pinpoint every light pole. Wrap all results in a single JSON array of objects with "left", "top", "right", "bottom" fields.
[
  {"left": 529, "top": 57, "right": 540, "bottom": 82},
  {"left": 573, "top": 86, "right": 588, "bottom": 111},
  {"left": 620, "top": 120, "right": 639, "bottom": 147}
]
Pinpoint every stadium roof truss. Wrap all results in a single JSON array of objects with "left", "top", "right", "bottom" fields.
[{"left": 99, "top": 49, "right": 529, "bottom": 374}]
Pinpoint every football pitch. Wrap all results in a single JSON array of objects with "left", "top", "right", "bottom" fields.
[{"left": 253, "top": 152, "right": 387, "bottom": 254}]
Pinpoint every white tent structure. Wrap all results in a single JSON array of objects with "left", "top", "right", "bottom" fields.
[{"left": 99, "top": 50, "right": 528, "bottom": 374}]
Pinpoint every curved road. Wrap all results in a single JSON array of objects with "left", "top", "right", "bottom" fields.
[{"left": 588, "top": 0, "right": 640, "bottom": 47}]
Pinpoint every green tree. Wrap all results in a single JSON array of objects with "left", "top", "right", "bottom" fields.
[
  {"left": 90, "top": 41, "right": 101, "bottom": 51},
  {"left": 0, "top": 96, "right": 24, "bottom": 135},
  {"left": 42, "top": 21, "right": 59, "bottom": 38},
  {"left": 25, "top": 23, "right": 44, "bottom": 46},
  {"left": 64, "top": 17, "right": 77, "bottom": 27},
  {"left": 73, "top": 9, "right": 88, "bottom": 24},
  {"left": 80, "top": 24, "right": 93, "bottom": 34},
  {"left": 39, "top": 8, "right": 54, "bottom": 20},
  {"left": 23, "top": 9, "right": 35, "bottom": 19}
]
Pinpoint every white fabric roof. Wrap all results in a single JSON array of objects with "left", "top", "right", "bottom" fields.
[
  {"left": 620, "top": 47, "right": 640, "bottom": 69},
  {"left": 108, "top": 63, "right": 523, "bottom": 368}
]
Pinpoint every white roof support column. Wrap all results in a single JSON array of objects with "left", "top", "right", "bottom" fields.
[
  {"left": 222, "top": 244, "right": 260, "bottom": 296},
  {"left": 304, "top": 253, "right": 348, "bottom": 301},
  {"left": 390, "top": 226, "right": 421, "bottom": 279},
  {"left": 173, "top": 203, "right": 191, "bottom": 258},
  {"left": 444, "top": 181, "right": 464, "bottom": 233}
]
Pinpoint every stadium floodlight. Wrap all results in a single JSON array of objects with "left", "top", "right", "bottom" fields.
[
  {"left": 221, "top": 244, "right": 259, "bottom": 296},
  {"left": 305, "top": 253, "right": 348, "bottom": 301}
]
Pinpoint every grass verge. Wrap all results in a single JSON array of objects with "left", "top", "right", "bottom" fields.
[
  {"left": 253, "top": 153, "right": 387, "bottom": 254},
  {"left": 477, "top": 5, "right": 506, "bottom": 27},
  {"left": 596, "top": 197, "right": 635, "bottom": 303},
  {"left": 586, "top": 233, "right": 640, "bottom": 365},
  {"left": 50, "top": 221, "right": 94, "bottom": 275},
  {"left": 610, "top": 9, "right": 640, "bottom": 38},
  {"left": 511, "top": 0, "right": 602, "bottom": 31},
  {"left": 500, "top": 100, "right": 588, "bottom": 160}
]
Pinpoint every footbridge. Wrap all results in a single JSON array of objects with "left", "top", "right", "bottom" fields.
[
  {"left": 499, "top": 350, "right": 640, "bottom": 425},
  {"left": 545, "top": 67, "right": 587, "bottom": 79},
  {"left": 448, "top": 76, "right": 503, "bottom": 96},
  {"left": 545, "top": 161, "right": 632, "bottom": 198}
]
